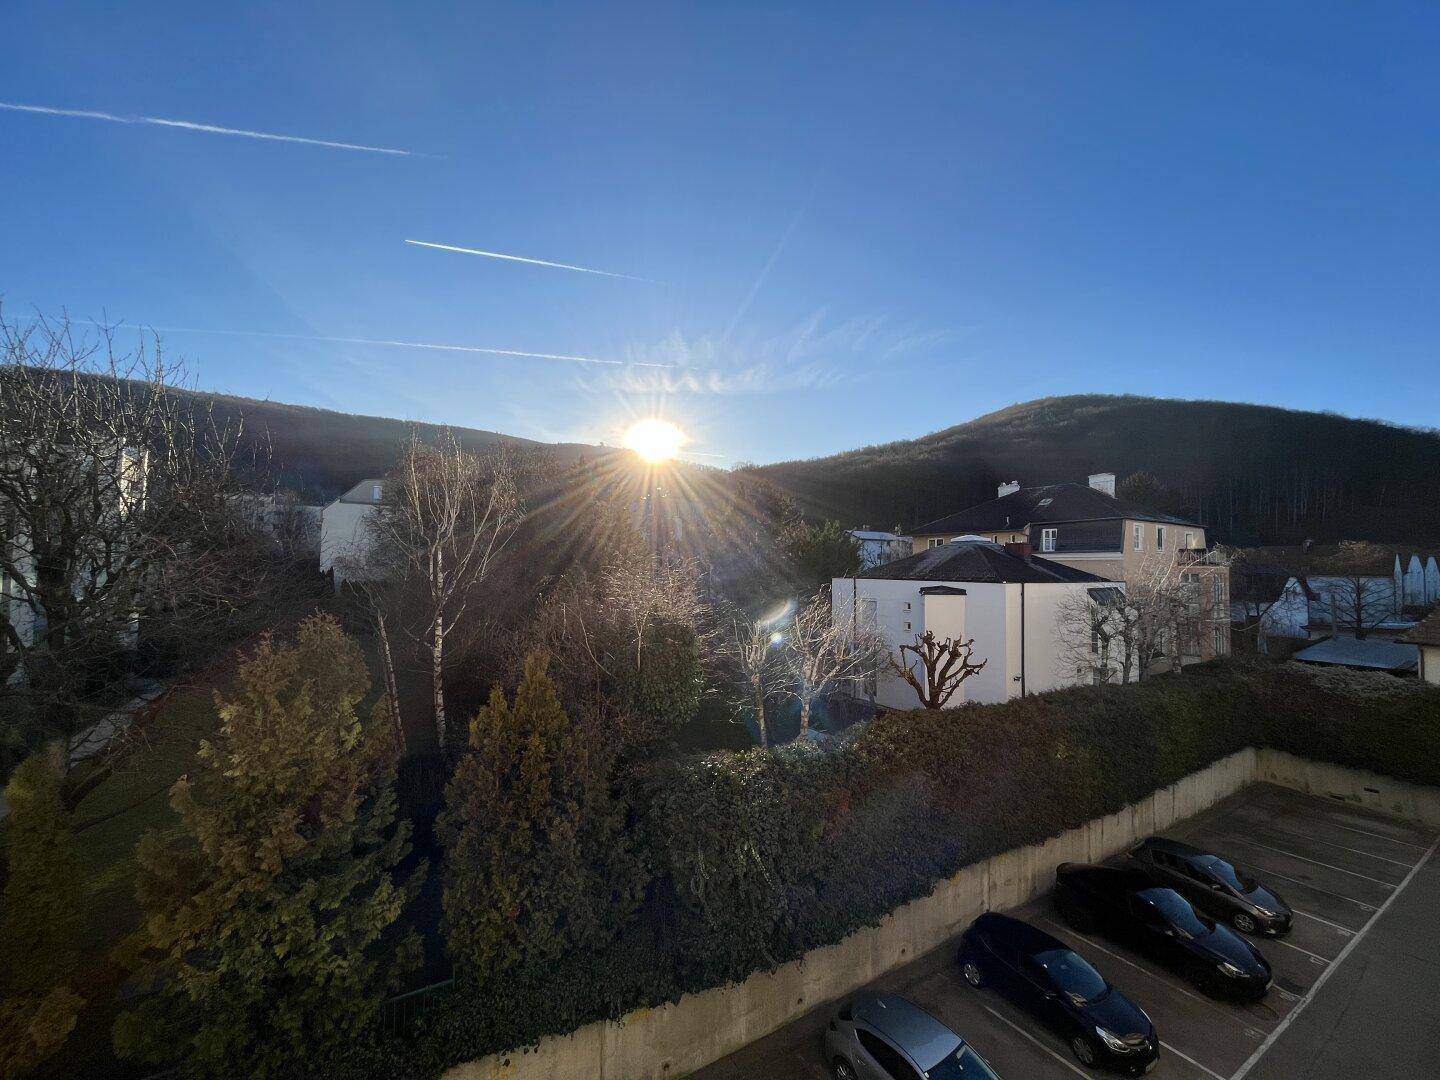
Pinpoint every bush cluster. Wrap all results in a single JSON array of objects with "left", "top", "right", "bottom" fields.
[{"left": 341, "top": 660, "right": 1439, "bottom": 1078}]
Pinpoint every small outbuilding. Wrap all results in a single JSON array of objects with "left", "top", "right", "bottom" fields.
[
  {"left": 1399, "top": 609, "right": 1440, "bottom": 685},
  {"left": 1291, "top": 636, "right": 1418, "bottom": 675}
]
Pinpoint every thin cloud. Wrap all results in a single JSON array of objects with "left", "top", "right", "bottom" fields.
[
  {"left": 0, "top": 101, "right": 415, "bottom": 155},
  {"left": 585, "top": 313, "right": 951, "bottom": 395},
  {"left": 20, "top": 316, "right": 674, "bottom": 368},
  {"left": 405, "top": 239, "right": 659, "bottom": 282}
]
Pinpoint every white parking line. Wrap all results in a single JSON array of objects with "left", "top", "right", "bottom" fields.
[
  {"left": 1038, "top": 918, "right": 1252, "bottom": 1026},
  {"left": 1320, "top": 818, "right": 1433, "bottom": 850},
  {"left": 1255, "top": 828, "right": 1416, "bottom": 868},
  {"left": 1160, "top": 1039, "right": 1227, "bottom": 1080},
  {"left": 1229, "top": 839, "right": 1400, "bottom": 887},
  {"left": 1230, "top": 833, "right": 1440, "bottom": 1079},
  {"left": 1289, "top": 908, "right": 1355, "bottom": 935},
  {"left": 1265, "top": 936, "right": 1331, "bottom": 966},
  {"left": 979, "top": 1004, "right": 1090, "bottom": 1078},
  {"left": 1244, "top": 866, "right": 1377, "bottom": 909}
]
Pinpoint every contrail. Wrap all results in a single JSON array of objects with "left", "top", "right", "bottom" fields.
[
  {"left": 405, "top": 239, "right": 658, "bottom": 282},
  {"left": 20, "top": 317, "right": 675, "bottom": 368},
  {"left": 0, "top": 101, "right": 414, "bottom": 155}
]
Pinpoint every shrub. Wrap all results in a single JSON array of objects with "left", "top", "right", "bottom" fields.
[{"left": 114, "top": 615, "right": 422, "bottom": 1079}]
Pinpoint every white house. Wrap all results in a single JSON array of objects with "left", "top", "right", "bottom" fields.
[
  {"left": 847, "top": 529, "right": 913, "bottom": 570},
  {"left": 319, "top": 478, "right": 386, "bottom": 587},
  {"left": 1256, "top": 547, "right": 1438, "bottom": 648},
  {"left": 832, "top": 537, "right": 1117, "bottom": 709},
  {"left": 1401, "top": 609, "right": 1440, "bottom": 684}
]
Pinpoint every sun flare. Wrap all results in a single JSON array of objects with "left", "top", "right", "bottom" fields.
[{"left": 624, "top": 418, "right": 686, "bottom": 464}]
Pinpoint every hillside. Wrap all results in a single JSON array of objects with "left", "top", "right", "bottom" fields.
[{"left": 753, "top": 395, "right": 1440, "bottom": 547}]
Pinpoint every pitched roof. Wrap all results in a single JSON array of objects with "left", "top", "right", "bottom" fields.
[
  {"left": 912, "top": 482, "right": 1199, "bottom": 536},
  {"left": 856, "top": 539, "right": 1109, "bottom": 584},
  {"left": 1292, "top": 637, "right": 1419, "bottom": 672},
  {"left": 1401, "top": 608, "right": 1440, "bottom": 647}
]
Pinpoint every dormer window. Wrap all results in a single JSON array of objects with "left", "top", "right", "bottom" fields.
[
  {"left": 371, "top": 484, "right": 383, "bottom": 502},
  {"left": 1156, "top": 526, "right": 1166, "bottom": 550},
  {"left": 1041, "top": 528, "right": 1058, "bottom": 553},
  {"left": 1037, "top": 498, "right": 1053, "bottom": 508}
]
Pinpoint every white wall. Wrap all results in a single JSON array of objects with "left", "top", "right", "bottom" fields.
[{"left": 320, "top": 501, "right": 378, "bottom": 584}]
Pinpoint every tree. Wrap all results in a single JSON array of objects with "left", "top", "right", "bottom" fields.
[
  {"left": 365, "top": 431, "right": 522, "bottom": 752},
  {"left": 1312, "top": 542, "right": 1401, "bottom": 639},
  {"left": 781, "top": 590, "right": 891, "bottom": 736},
  {"left": 439, "top": 653, "right": 643, "bottom": 977},
  {"left": 715, "top": 605, "right": 787, "bottom": 747},
  {"left": 115, "top": 616, "right": 421, "bottom": 1079},
  {"left": 779, "top": 515, "right": 861, "bottom": 588},
  {"left": 0, "top": 312, "right": 249, "bottom": 780},
  {"left": 891, "top": 631, "right": 987, "bottom": 709},
  {"left": 0, "top": 746, "right": 85, "bottom": 1080},
  {"left": 1116, "top": 471, "right": 1176, "bottom": 513}
]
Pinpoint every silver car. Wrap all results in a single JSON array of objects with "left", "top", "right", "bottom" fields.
[{"left": 824, "top": 990, "right": 1000, "bottom": 1080}]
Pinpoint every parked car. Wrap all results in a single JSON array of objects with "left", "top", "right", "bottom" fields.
[
  {"left": 957, "top": 912, "right": 1158, "bottom": 1075},
  {"left": 824, "top": 990, "right": 1000, "bottom": 1080},
  {"left": 1128, "top": 837, "right": 1292, "bottom": 936},
  {"left": 1055, "top": 863, "right": 1272, "bottom": 1001}
]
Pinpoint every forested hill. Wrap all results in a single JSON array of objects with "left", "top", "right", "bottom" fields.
[
  {"left": 187, "top": 389, "right": 606, "bottom": 501},
  {"left": 752, "top": 395, "right": 1440, "bottom": 547}
]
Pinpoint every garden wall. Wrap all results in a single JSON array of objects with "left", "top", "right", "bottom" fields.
[{"left": 443, "top": 747, "right": 1262, "bottom": 1080}]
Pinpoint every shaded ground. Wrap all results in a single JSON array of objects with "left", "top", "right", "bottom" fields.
[{"left": 695, "top": 783, "right": 1439, "bottom": 1080}]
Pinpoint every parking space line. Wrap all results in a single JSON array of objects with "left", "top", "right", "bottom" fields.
[
  {"left": 1230, "top": 833, "right": 1440, "bottom": 1080},
  {"left": 1037, "top": 917, "right": 1253, "bottom": 1027},
  {"left": 1160, "top": 1040, "right": 1227, "bottom": 1080},
  {"left": 1320, "top": 818, "right": 1433, "bottom": 850},
  {"left": 1289, "top": 908, "right": 1355, "bottom": 935},
  {"left": 979, "top": 1004, "right": 1090, "bottom": 1078},
  {"left": 1265, "top": 936, "right": 1331, "bottom": 966},
  {"left": 1228, "top": 839, "right": 1400, "bottom": 887},
  {"left": 1253, "top": 827, "right": 1417, "bottom": 869},
  {"left": 1243, "top": 865, "right": 1376, "bottom": 909}
]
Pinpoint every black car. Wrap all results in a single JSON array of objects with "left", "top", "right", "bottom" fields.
[
  {"left": 1128, "top": 837, "right": 1292, "bottom": 936},
  {"left": 1055, "top": 863, "right": 1272, "bottom": 1002},
  {"left": 957, "top": 912, "right": 1159, "bottom": 1074}
]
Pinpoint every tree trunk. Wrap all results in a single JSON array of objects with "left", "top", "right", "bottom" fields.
[
  {"left": 753, "top": 680, "right": 768, "bottom": 747},
  {"left": 375, "top": 611, "right": 404, "bottom": 749},
  {"left": 431, "top": 612, "right": 446, "bottom": 753},
  {"left": 799, "top": 696, "right": 812, "bottom": 737}
]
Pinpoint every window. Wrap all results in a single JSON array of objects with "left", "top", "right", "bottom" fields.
[
  {"left": 1133, "top": 523, "right": 1143, "bottom": 551},
  {"left": 1213, "top": 626, "right": 1226, "bottom": 655},
  {"left": 1156, "top": 526, "right": 1166, "bottom": 550},
  {"left": 903, "top": 621, "right": 912, "bottom": 631},
  {"left": 1184, "top": 530, "right": 1195, "bottom": 550},
  {"left": 371, "top": 484, "right": 383, "bottom": 501},
  {"left": 929, "top": 537, "right": 944, "bottom": 549},
  {"left": 856, "top": 1030, "right": 915, "bottom": 1079},
  {"left": 1212, "top": 576, "right": 1224, "bottom": 606},
  {"left": 1037, "top": 497, "right": 1053, "bottom": 507},
  {"left": 857, "top": 598, "right": 878, "bottom": 627},
  {"left": 1040, "top": 527, "right": 1058, "bottom": 553}
]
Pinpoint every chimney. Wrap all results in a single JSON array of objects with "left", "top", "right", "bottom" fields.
[
  {"left": 1005, "top": 540, "right": 1033, "bottom": 560},
  {"left": 997, "top": 480, "right": 1021, "bottom": 498},
  {"left": 1088, "top": 472, "right": 1116, "bottom": 497}
]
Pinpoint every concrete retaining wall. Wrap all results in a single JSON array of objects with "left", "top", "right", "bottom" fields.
[
  {"left": 443, "top": 748, "right": 1260, "bottom": 1080},
  {"left": 1258, "top": 748, "right": 1440, "bottom": 828}
]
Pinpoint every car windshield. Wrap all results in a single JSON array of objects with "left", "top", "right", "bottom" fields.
[
  {"left": 1034, "top": 948, "right": 1109, "bottom": 1004},
  {"left": 1194, "top": 854, "right": 1258, "bottom": 893},
  {"left": 926, "top": 1045, "right": 1000, "bottom": 1079},
  {"left": 1139, "top": 887, "right": 1210, "bottom": 937}
]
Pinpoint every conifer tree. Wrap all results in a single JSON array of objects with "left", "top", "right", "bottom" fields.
[
  {"left": 0, "top": 747, "right": 85, "bottom": 1080},
  {"left": 440, "top": 653, "right": 644, "bottom": 977},
  {"left": 115, "top": 615, "right": 422, "bottom": 1078}
]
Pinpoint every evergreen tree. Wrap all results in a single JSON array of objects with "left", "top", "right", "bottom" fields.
[
  {"left": 440, "top": 653, "right": 644, "bottom": 977},
  {"left": 0, "top": 747, "right": 85, "bottom": 1080},
  {"left": 114, "top": 616, "right": 422, "bottom": 1079},
  {"left": 780, "top": 515, "right": 862, "bottom": 588}
]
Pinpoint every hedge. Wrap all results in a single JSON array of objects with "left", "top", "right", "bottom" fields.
[{"left": 339, "top": 660, "right": 1440, "bottom": 1078}]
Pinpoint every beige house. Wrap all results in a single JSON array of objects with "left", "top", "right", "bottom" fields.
[
  {"left": 1401, "top": 609, "right": 1440, "bottom": 684},
  {"left": 910, "top": 472, "right": 1230, "bottom": 661}
]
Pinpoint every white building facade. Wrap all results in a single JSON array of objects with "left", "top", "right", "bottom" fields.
[
  {"left": 320, "top": 478, "right": 386, "bottom": 587},
  {"left": 832, "top": 538, "right": 1115, "bottom": 709}
]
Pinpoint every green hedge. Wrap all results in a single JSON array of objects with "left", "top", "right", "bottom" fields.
[{"left": 341, "top": 661, "right": 1440, "bottom": 1078}]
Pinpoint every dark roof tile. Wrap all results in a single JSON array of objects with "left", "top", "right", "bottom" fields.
[
  {"left": 913, "top": 482, "right": 1199, "bottom": 536},
  {"left": 856, "top": 539, "right": 1110, "bottom": 584}
]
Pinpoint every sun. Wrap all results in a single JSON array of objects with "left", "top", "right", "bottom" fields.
[{"left": 624, "top": 418, "right": 686, "bottom": 464}]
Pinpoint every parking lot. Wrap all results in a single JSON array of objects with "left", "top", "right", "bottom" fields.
[{"left": 692, "top": 783, "right": 1439, "bottom": 1080}]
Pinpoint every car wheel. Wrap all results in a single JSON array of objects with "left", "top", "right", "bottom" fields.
[
  {"left": 1232, "top": 911, "right": 1258, "bottom": 934},
  {"left": 831, "top": 1058, "right": 858, "bottom": 1080},
  {"left": 1070, "top": 1035, "right": 1099, "bottom": 1068},
  {"left": 961, "top": 960, "right": 987, "bottom": 988},
  {"left": 1059, "top": 898, "right": 1095, "bottom": 934},
  {"left": 1189, "top": 963, "right": 1226, "bottom": 999}
]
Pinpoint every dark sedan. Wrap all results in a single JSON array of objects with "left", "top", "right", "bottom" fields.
[
  {"left": 957, "top": 912, "right": 1159, "bottom": 1074},
  {"left": 1128, "top": 837, "right": 1292, "bottom": 936},
  {"left": 1055, "top": 863, "right": 1272, "bottom": 1002}
]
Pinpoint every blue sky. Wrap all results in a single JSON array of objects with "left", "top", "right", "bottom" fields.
[{"left": 4, "top": 2, "right": 1439, "bottom": 465}]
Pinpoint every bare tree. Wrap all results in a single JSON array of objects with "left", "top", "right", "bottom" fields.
[
  {"left": 1054, "top": 586, "right": 1138, "bottom": 685},
  {"left": 891, "top": 631, "right": 987, "bottom": 709},
  {"left": 1310, "top": 543, "right": 1400, "bottom": 639},
  {"left": 715, "top": 607, "right": 785, "bottom": 747},
  {"left": 781, "top": 590, "right": 891, "bottom": 736},
  {"left": 364, "top": 431, "right": 521, "bottom": 752},
  {"left": 0, "top": 311, "right": 251, "bottom": 780}
]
